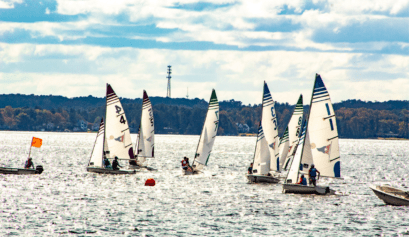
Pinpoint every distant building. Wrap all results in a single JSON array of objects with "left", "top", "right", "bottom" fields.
[{"left": 236, "top": 123, "right": 250, "bottom": 133}]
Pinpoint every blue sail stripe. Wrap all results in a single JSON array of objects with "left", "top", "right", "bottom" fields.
[
  {"left": 312, "top": 98, "right": 330, "bottom": 103},
  {"left": 313, "top": 90, "right": 328, "bottom": 96},
  {"left": 313, "top": 94, "right": 330, "bottom": 101}
]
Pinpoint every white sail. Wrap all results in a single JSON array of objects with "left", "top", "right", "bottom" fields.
[
  {"left": 192, "top": 89, "right": 219, "bottom": 170},
  {"left": 135, "top": 90, "right": 155, "bottom": 164},
  {"left": 278, "top": 127, "right": 289, "bottom": 169},
  {"left": 252, "top": 125, "right": 271, "bottom": 175},
  {"left": 104, "top": 84, "right": 134, "bottom": 160},
  {"left": 88, "top": 119, "right": 105, "bottom": 167},
  {"left": 308, "top": 74, "right": 341, "bottom": 178},
  {"left": 260, "top": 82, "right": 280, "bottom": 172},
  {"left": 285, "top": 120, "right": 308, "bottom": 184},
  {"left": 282, "top": 95, "right": 303, "bottom": 170},
  {"left": 300, "top": 128, "right": 314, "bottom": 169}
]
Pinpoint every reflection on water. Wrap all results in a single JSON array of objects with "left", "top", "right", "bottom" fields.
[{"left": 0, "top": 132, "right": 408, "bottom": 236}]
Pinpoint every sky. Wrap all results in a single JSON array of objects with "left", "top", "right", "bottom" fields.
[{"left": 0, "top": 0, "right": 408, "bottom": 105}]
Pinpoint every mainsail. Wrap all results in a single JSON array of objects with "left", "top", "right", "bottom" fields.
[
  {"left": 192, "top": 89, "right": 219, "bottom": 170},
  {"left": 285, "top": 120, "right": 308, "bottom": 184},
  {"left": 135, "top": 90, "right": 155, "bottom": 165},
  {"left": 282, "top": 95, "right": 303, "bottom": 170},
  {"left": 277, "top": 127, "right": 289, "bottom": 169},
  {"left": 251, "top": 124, "right": 271, "bottom": 175},
  {"left": 307, "top": 74, "right": 340, "bottom": 177},
  {"left": 88, "top": 118, "right": 105, "bottom": 167},
  {"left": 105, "top": 84, "right": 134, "bottom": 160},
  {"left": 260, "top": 82, "right": 280, "bottom": 172}
]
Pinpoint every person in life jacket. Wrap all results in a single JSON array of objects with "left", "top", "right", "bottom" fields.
[
  {"left": 181, "top": 157, "right": 188, "bottom": 170},
  {"left": 24, "top": 157, "right": 34, "bottom": 169},
  {"left": 308, "top": 164, "right": 320, "bottom": 186},
  {"left": 297, "top": 174, "right": 307, "bottom": 185},
  {"left": 248, "top": 163, "right": 253, "bottom": 174},
  {"left": 112, "top": 157, "right": 122, "bottom": 170},
  {"left": 104, "top": 157, "right": 112, "bottom": 169}
]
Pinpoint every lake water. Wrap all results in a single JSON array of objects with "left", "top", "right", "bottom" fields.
[{"left": 0, "top": 132, "right": 408, "bottom": 236}]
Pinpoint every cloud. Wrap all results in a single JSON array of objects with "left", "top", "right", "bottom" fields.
[
  {"left": 0, "top": 43, "right": 408, "bottom": 104},
  {"left": 0, "top": 0, "right": 407, "bottom": 104}
]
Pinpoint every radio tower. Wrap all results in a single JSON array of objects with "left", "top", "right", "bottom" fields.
[{"left": 166, "top": 65, "right": 171, "bottom": 98}]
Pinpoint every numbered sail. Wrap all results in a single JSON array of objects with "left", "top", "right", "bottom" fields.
[
  {"left": 278, "top": 127, "right": 289, "bottom": 169},
  {"left": 105, "top": 84, "right": 134, "bottom": 160},
  {"left": 192, "top": 89, "right": 219, "bottom": 170},
  {"left": 135, "top": 90, "right": 155, "bottom": 164},
  {"left": 282, "top": 95, "right": 303, "bottom": 170},
  {"left": 88, "top": 118, "right": 105, "bottom": 167},
  {"left": 252, "top": 125, "right": 271, "bottom": 175},
  {"left": 260, "top": 82, "right": 279, "bottom": 172},
  {"left": 308, "top": 74, "right": 340, "bottom": 177},
  {"left": 285, "top": 120, "right": 307, "bottom": 184}
]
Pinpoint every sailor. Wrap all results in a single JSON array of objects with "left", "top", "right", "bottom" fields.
[
  {"left": 181, "top": 157, "right": 188, "bottom": 171},
  {"left": 308, "top": 164, "right": 320, "bottom": 186},
  {"left": 104, "top": 157, "right": 111, "bottom": 169},
  {"left": 297, "top": 174, "right": 307, "bottom": 185},
  {"left": 248, "top": 163, "right": 253, "bottom": 174},
  {"left": 24, "top": 157, "right": 34, "bottom": 169},
  {"left": 112, "top": 156, "right": 122, "bottom": 170}
]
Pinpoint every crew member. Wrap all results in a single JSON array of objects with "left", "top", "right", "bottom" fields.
[
  {"left": 309, "top": 164, "right": 320, "bottom": 186},
  {"left": 248, "top": 163, "right": 253, "bottom": 174},
  {"left": 104, "top": 157, "right": 111, "bottom": 169},
  {"left": 297, "top": 174, "right": 307, "bottom": 185},
  {"left": 112, "top": 157, "right": 122, "bottom": 170},
  {"left": 181, "top": 157, "right": 188, "bottom": 170},
  {"left": 24, "top": 157, "right": 34, "bottom": 169}
]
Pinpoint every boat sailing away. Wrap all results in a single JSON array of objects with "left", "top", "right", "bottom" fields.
[
  {"left": 87, "top": 84, "right": 136, "bottom": 174},
  {"left": 185, "top": 89, "right": 219, "bottom": 175},
  {"left": 283, "top": 74, "right": 340, "bottom": 194},
  {"left": 370, "top": 185, "right": 409, "bottom": 206},
  {"left": 129, "top": 90, "right": 156, "bottom": 171},
  {"left": 0, "top": 137, "right": 44, "bottom": 175},
  {"left": 247, "top": 82, "right": 280, "bottom": 183}
]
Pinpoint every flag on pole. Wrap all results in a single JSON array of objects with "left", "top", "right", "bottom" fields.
[{"left": 31, "top": 137, "right": 42, "bottom": 148}]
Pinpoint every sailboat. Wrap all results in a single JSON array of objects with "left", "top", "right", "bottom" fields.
[
  {"left": 247, "top": 82, "right": 280, "bottom": 183},
  {"left": 86, "top": 84, "right": 136, "bottom": 174},
  {"left": 247, "top": 123, "right": 280, "bottom": 183},
  {"left": 280, "top": 95, "right": 303, "bottom": 170},
  {"left": 129, "top": 90, "right": 155, "bottom": 171},
  {"left": 0, "top": 137, "right": 44, "bottom": 175},
  {"left": 282, "top": 74, "right": 340, "bottom": 194},
  {"left": 185, "top": 89, "right": 219, "bottom": 174}
]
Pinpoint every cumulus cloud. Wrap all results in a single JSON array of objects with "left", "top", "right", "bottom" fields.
[{"left": 0, "top": 0, "right": 407, "bottom": 104}]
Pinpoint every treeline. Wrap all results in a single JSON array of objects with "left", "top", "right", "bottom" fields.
[{"left": 0, "top": 94, "right": 407, "bottom": 139}]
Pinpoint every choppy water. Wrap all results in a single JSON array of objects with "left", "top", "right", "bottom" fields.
[{"left": 0, "top": 131, "right": 408, "bottom": 236}]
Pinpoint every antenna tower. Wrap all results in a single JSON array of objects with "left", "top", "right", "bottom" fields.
[
  {"left": 166, "top": 65, "right": 171, "bottom": 98},
  {"left": 186, "top": 87, "right": 189, "bottom": 98}
]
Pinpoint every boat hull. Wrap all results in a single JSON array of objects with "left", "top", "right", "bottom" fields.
[
  {"left": 247, "top": 174, "right": 280, "bottom": 183},
  {"left": 0, "top": 166, "right": 43, "bottom": 175},
  {"left": 128, "top": 165, "right": 157, "bottom": 171},
  {"left": 282, "top": 183, "right": 330, "bottom": 195},
  {"left": 86, "top": 167, "right": 136, "bottom": 174},
  {"left": 370, "top": 185, "right": 409, "bottom": 206},
  {"left": 183, "top": 169, "right": 200, "bottom": 175}
]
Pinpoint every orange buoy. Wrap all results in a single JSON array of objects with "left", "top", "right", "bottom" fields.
[{"left": 145, "top": 178, "right": 156, "bottom": 186}]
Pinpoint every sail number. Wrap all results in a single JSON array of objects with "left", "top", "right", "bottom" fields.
[
  {"left": 271, "top": 106, "right": 276, "bottom": 118},
  {"left": 115, "top": 105, "right": 126, "bottom": 124}
]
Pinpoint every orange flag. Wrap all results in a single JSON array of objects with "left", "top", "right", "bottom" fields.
[{"left": 31, "top": 137, "right": 42, "bottom": 148}]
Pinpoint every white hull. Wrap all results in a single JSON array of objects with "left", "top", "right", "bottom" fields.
[
  {"left": 370, "top": 185, "right": 409, "bottom": 206},
  {"left": 247, "top": 174, "right": 280, "bottom": 184},
  {"left": 87, "top": 167, "right": 136, "bottom": 174},
  {"left": 282, "top": 183, "right": 330, "bottom": 195}
]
